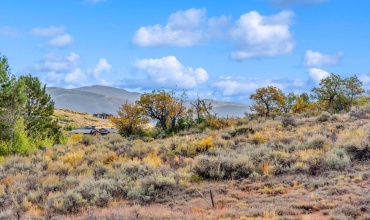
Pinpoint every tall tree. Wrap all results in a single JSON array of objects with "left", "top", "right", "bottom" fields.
[
  {"left": 137, "top": 90, "right": 173, "bottom": 130},
  {"left": 110, "top": 100, "right": 149, "bottom": 137},
  {"left": 168, "top": 91, "right": 187, "bottom": 132},
  {"left": 344, "top": 75, "right": 364, "bottom": 109},
  {"left": 312, "top": 73, "right": 364, "bottom": 113},
  {"left": 250, "top": 86, "right": 285, "bottom": 117},
  {"left": 137, "top": 89, "right": 188, "bottom": 131},
  {"left": 190, "top": 94, "right": 213, "bottom": 124},
  {"left": 18, "top": 74, "right": 59, "bottom": 142},
  {"left": 311, "top": 73, "right": 343, "bottom": 112},
  {"left": 1, "top": 54, "right": 27, "bottom": 154}
]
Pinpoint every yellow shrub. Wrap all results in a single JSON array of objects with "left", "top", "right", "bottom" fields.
[
  {"left": 200, "top": 136, "right": 213, "bottom": 151},
  {"left": 103, "top": 151, "right": 118, "bottom": 165},
  {"left": 143, "top": 150, "right": 162, "bottom": 167},
  {"left": 249, "top": 132, "right": 267, "bottom": 144},
  {"left": 174, "top": 155, "right": 180, "bottom": 163},
  {"left": 70, "top": 133, "right": 83, "bottom": 143},
  {"left": 262, "top": 163, "right": 270, "bottom": 175},
  {"left": 64, "top": 151, "right": 84, "bottom": 167}
]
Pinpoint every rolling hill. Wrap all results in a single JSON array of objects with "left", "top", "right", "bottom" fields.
[{"left": 46, "top": 85, "right": 248, "bottom": 118}]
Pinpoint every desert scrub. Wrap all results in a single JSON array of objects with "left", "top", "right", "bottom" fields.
[
  {"left": 2, "top": 156, "right": 34, "bottom": 175},
  {"left": 105, "top": 133, "right": 125, "bottom": 145},
  {"left": 317, "top": 111, "right": 331, "bottom": 122},
  {"left": 248, "top": 131, "right": 267, "bottom": 145},
  {"left": 46, "top": 190, "right": 87, "bottom": 216},
  {"left": 349, "top": 104, "right": 370, "bottom": 119},
  {"left": 193, "top": 153, "right": 254, "bottom": 180},
  {"left": 281, "top": 115, "right": 296, "bottom": 128},
  {"left": 325, "top": 148, "right": 351, "bottom": 171},
  {"left": 342, "top": 137, "right": 370, "bottom": 161},
  {"left": 77, "top": 178, "right": 126, "bottom": 207},
  {"left": 142, "top": 150, "right": 163, "bottom": 167},
  {"left": 304, "top": 135, "right": 329, "bottom": 150},
  {"left": 79, "top": 134, "right": 99, "bottom": 146},
  {"left": 63, "top": 151, "right": 84, "bottom": 167}
]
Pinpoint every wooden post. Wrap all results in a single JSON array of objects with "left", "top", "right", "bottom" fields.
[
  {"left": 210, "top": 189, "right": 215, "bottom": 209},
  {"left": 195, "top": 188, "right": 214, "bottom": 209}
]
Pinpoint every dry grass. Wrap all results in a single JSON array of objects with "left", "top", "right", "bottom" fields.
[
  {"left": 54, "top": 109, "right": 114, "bottom": 129},
  {"left": 1, "top": 111, "right": 370, "bottom": 219}
]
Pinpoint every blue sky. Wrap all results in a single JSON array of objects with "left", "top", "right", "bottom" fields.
[{"left": 1, "top": 0, "right": 370, "bottom": 103}]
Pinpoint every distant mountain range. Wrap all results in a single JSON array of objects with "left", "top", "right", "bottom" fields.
[{"left": 46, "top": 85, "right": 248, "bottom": 118}]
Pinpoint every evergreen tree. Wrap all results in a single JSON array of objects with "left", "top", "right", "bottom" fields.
[
  {"left": 19, "top": 74, "right": 62, "bottom": 145},
  {"left": 0, "top": 74, "right": 27, "bottom": 155}
]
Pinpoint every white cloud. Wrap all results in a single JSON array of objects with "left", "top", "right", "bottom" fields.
[
  {"left": 132, "top": 9, "right": 295, "bottom": 59},
  {"left": 133, "top": 56, "right": 208, "bottom": 89},
  {"left": 213, "top": 78, "right": 286, "bottom": 96},
  {"left": 30, "top": 26, "right": 65, "bottom": 37},
  {"left": 33, "top": 53, "right": 112, "bottom": 87},
  {"left": 308, "top": 68, "right": 330, "bottom": 84},
  {"left": 303, "top": 50, "right": 343, "bottom": 67},
  {"left": 48, "top": 34, "right": 74, "bottom": 47},
  {"left": 132, "top": 8, "right": 229, "bottom": 47},
  {"left": 93, "top": 58, "right": 111, "bottom": 76},
  {"left": 230, "top": 10, "right": 295, "bottom": 59},
  {"left": 34, "top": 53, "right": 79, "bottom": 73},
  {"left": 65, "top": 68, "right": 88, "bottom": 85}
]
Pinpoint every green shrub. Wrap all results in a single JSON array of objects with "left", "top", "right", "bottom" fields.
[
  {"left": 349, "top": 104, "right": 370, "bottom": 119},
  {"left": 93, "top": 163, "right": 109, "bottom": 180},
  {"left": 46, "top": 190, "right": 87, "bottom": 216},
  {"left": 325, "top": 148, "right": 351, "bottom": 171},
  {"left": 106, "top": 133, "right": 124, "bottom": 145},
  {"left": 79, "top": 135, "right": 98, "bottom": 146},
  {"left": 221, "top": 133, "right": 232, "bottom": 140},
  {"left": 281, "top": 115, "right": 296, "bottom": 128},
  {"left": 2, "top": 157, "right": 34, "bottom": 175},
  {"left": 317, "top": 111, "right": 331, "bottom": 122},
  {"left": 306, "top": 135, "right": 327, "bottom": 150},
  {"left": 333, "top": 204, "right": 360, "bottom": 219},
  {"left": 193, "top": 154, "right": 254, "bottom": 180},
  {"left": 307, "top": 157, "right": 326, "bottom": 175},
  {"left": 342, "top": 136, "right": 370, "bottom": 161},
  {"left": 0, "top": 210, "right": 13, "bottom": 219},
  {"left": 229, "top": 127, "right": 254, "bottom": 137}
]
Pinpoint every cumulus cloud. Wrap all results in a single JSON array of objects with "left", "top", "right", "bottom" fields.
[
  {"left": 133, "top": 56, "right": 208, "bottom": 89},
  {"left": 230, "top": 10, "right": 295, "bottom": 59},
  {"left": 33, "top": 53, "right": 112, "bottom": 87},
  {"left": 93, "top": 58, "right": 111, "bottom": 77},
  {"left": 308, "top": 68, "right": 330, "bottom": 84},
  {"left": 132, "top": 8, "right": 230, "bottom": 47},
  {"left": 303, "top": 50, "right": 343, "bottom": 67},
  {"left": 30, "top": 26, "right": 65, "bottom": 37},
  {"left": 33, "top": 53, "right": 79, "bottom": 73},
  {"left": 132, "top": 9, "right": 295, "bottom": 60},
  {"left": 48, "top": 34, "right": 74, "bottom": 47},
  {"left": 30, "top": 26, "right": 74, "bottom": 48},
  {"left": 213, "top": 77, "right": 287, "bottom": 96}
]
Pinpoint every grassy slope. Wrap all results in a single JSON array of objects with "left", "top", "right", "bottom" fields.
[
  {"left": 53, "top": 109, "right": 114, "bottom": 129},
  {"left": 1, "top": 111, "right": 370, "bottom": 219}
]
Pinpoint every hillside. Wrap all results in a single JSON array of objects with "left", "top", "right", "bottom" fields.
[
  {"left": 46, "top": 85, "right": 249, "bottom": 117},
  {"left": 1, "top": 109, "right": 370, "bottom": 219},
  {"left": 53, "top": 109, "right": 114, "bottom": 130}
]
